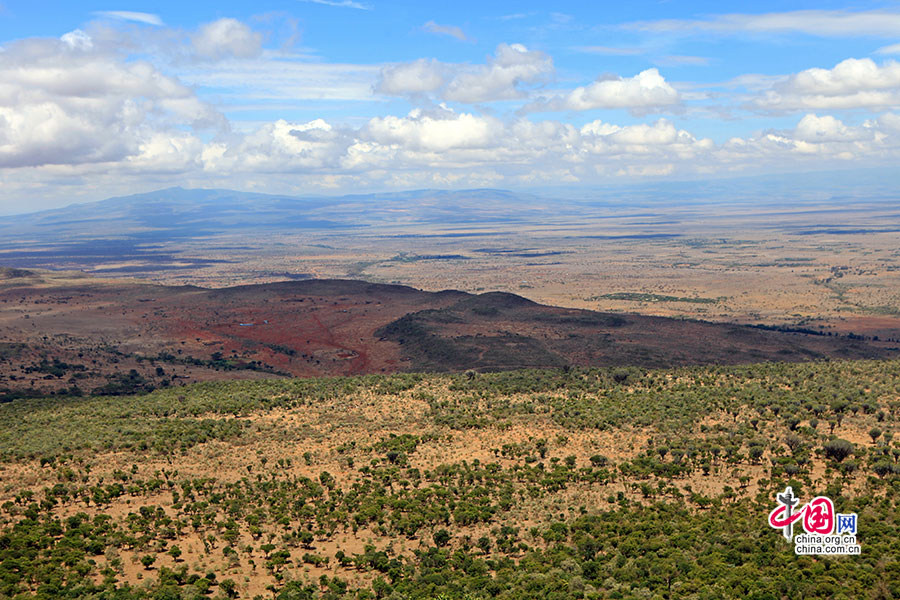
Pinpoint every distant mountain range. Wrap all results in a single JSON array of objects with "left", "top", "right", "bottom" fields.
[
  {"left": 0, "top": 186, "right": 691, "bottom": 272},
  {"left": 3, "top": 184, "right": 898, "bottom": 251},
  {"left": 0, "top": 187, "right": 566, "bottom": 244}
]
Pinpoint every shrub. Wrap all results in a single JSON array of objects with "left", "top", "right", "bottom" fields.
[{"left": 823, "top": 439, "right": 853, "bottom": 462}]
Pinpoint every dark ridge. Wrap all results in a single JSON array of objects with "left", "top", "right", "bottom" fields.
[
  {"left": 208, "top": 278, "right": 427, "bottom": 298},
  {"left": 453, "top": 291, "right": 539, "bottom": 311},
  {"left": 269, "top": 272, "right": 314, "bottom": 280},
  {"left": 433, "top": 289, "right": 473, "bottom": 300},
  {"left": 0, "top": 267, "right": 35, "bottom": 278},
  {"left": 2, "top": 274, "right": 897, "bottom": 395}
]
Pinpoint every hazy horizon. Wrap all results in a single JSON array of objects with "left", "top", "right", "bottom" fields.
[{"left": 2, "top": 165, "right": 899, "bottom": 217}]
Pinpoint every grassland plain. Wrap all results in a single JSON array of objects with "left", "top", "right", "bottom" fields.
[{"left": 1, "top": 359, "right": 900, "bottom": 599}]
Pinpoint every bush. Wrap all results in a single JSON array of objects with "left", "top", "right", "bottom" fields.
[{"left": 823, "top": 439, "right": 853, "bottom": 462}]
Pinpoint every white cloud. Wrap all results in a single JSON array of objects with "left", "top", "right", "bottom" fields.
[
  {"left": 422, "top": 21, "right": 471, "bottom": 42},
  {"left": 60, "top": 29, "right": 93, "bottom": 50},
  {"left": 444, "top": 44, "right": 552, "bottom": 103},
  {"left": 192, "top": 18, "right": 263, "bottom": 60},
  {"left": 785, "top": 58, "right": 900, "bottom": 95},
  {"left": 793, "top": 114, "right": 867, "bottom": 142},
  {"left": 93, "top": 11, "right": 164, "bottom": 26},
  {"left": 298, "top": 0, "right": 372, "bottom": 10},
  {"left": 0, "top": 35, "right": 220, "bottom": 169},
  {"left": 220, "top": 118, "right": 353, "bottom": 172},
  {"left": 874, "top": 112, "right": 900, "bottom": 133},
  {"left": 6, "top": 23, "right": 900, "bottom": 205},
  {"left": 375, "top": 44, "right": 552, "bottom": 103},
  {"left": 754, "top": 58, "right": 900, "bottom": 111},
  {"left": 363, "top": 107, "right": 500, "bottom": 152},
  {"left": 127, "top": 131, "right": 204, "bottom": 173},
  {"left": 180, "top": 58, "right": 379, "bottom": 102},
  {"left": 533, "top": 68, "right": 679, "bottom": 114},
  {"left": 6, "top": 103, "right": 900, "bottom": 206},
  {"left": 497, "top": 13, "right": 532, "bottom": 21},
  {"left": 375, "top": 59, "right": 445, "bottom": 95},
  {"left": 654, "top": 55, "right": 710, "bottom": 67},
  {"left": 876, "top": 43, "right": 900, "bottom": 55},
  {"left": 627, "top": 10, "right": 900, "bottom": 38},
  {"left": 198, "top": 107, "right": 725, "bottom": 183},
  {"left": 717, "top": 114, "right": 891, "bottom": 163},
  {"left": 580, "top": 119, "right": 713, "bottom": 161}
]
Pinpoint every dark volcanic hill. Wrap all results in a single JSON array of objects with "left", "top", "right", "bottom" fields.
[
  {"left": 377, "top": 291, "right": 897, "bottom": 371},
  {"left": 0, "top": 271, "right": 895, "bottom": 400}
]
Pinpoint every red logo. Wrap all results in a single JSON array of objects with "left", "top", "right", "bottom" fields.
[{"left": 768, "top": 486, "right": 836, "bottom": 540}]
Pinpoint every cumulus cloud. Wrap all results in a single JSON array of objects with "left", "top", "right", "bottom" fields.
[
  {"left": 874, "top": 112, "right": 900, "bottom": 133},
  {"left": 192, "top": 18, "right": 263, "bottom": 60},
  {"left": 580, "top": 119, "right": 713, "bottom": 160},
  {"left": 444, "top": 44, "right": 552, "bottom": 103},
  {"left": 375, "top": 59, "right": 445, "bottom": 95},
  {"left": 0, "top": 33, "right": 220, "bottom": 169},
  {"left": 529, "top": 68, "right": 680, "bottom": 114},
  {"left": 793, "top": 114, "right": 867, "bottom": 142},
  {"left": 5, "top": 22, "right": 900, "bottom": 203},
  {"left": 364, "top": 107, "right": 501, "bottom": 152},
  {"left": 375, "top": 44, "right": 552, "bottom": 103},
  {"left": 60, "top": 29, "right": 93, "bottom": 50},
  {"left": 6, "top": 96, "right": 900, "bottom": 203},
  {"left": 200, "top": 106, "right": 726, "bottom": 183},
  {"left": 754, "top": 58, "right": 900, "bottom": 111},
  {"left": 214, "top": 118, "right": 354, "bottom": 173},
  {"left": 717, "top": 113, "right": 892, "bottom": 164}
]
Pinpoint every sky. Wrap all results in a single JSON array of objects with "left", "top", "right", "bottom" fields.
[{"left": 2, "top": 1, "right": 900, "bottom": 213}]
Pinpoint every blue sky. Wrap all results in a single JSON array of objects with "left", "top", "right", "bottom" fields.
[{"left": 1, "top": 1, "right": 900, "bottom": 212}]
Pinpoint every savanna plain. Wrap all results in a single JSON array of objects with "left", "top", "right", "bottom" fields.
[{"left": 1, "top": 187, "right": 899, "bottom": 600}]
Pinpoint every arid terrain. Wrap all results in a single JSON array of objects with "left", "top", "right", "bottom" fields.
[
  {"left": 2, "top": 187, "right": 898, "bottom": 343},
  {"left": 1, "top": 187, "right": 900, "bottom": 599},
  {"left": 1, "top": 268, "right": 895, "bottom": 400}
]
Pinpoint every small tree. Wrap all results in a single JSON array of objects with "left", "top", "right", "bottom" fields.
[
  {"left": 869, "top": 428, "right": 883, "bottom": 444},
  {"left": 433, "top": 529, "right": 451, "bottom": 547},
  {"left": 749, "top": 445, "right": 765, "bottom": 463},
  {"left": 873, "top": 461, "right": 894, "bottom": 479},
  {"left": 220, "top": 579, "right": 238, "bottom": 598},
  {"left": 168, "top": 545, "right": 182, "bottom": 562},
  {"left": 823, "top": 439, "right": 853, "bottom": 463}
]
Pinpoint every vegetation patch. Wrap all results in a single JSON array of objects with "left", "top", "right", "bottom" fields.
[
  {"left": 1, "top": 360, "right": 900, "bottom": 598},
  {"left": 594, "top": 292, "right": 721, "bottom": 304}
]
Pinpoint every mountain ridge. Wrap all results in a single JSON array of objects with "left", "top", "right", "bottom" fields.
[{"left": 1, "top": 272, "right": 895, "bottom": 401}]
